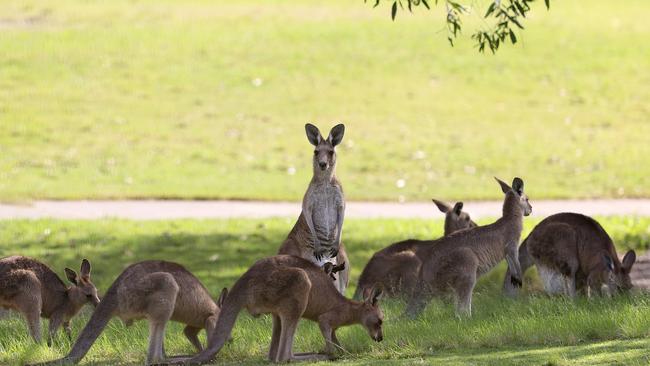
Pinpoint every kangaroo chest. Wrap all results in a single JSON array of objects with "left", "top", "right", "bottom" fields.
[{"left": 308, "top": 185, "right": 342, "bottom": 244}]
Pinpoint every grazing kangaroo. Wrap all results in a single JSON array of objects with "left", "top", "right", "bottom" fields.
[
  {"left": 503, "top": 212, "right": 637, "bottom": 298},
  {"left": 405, "top": 178, "right": 532, "bottom": 317},
  {"left": 278, "top": 123, "right": 349, "bottom": 294},
  {"left": 182, "top": 255, "right": 384, "bottom": 365},
  {"left": 0, "top": 256, "right": 99, "bottom": 346},
  {"left": 33, "top": 261, "right": 227, "bottom": 366},
  {"left": 354, "top": 199, "right": 477, "bottom": 299}
]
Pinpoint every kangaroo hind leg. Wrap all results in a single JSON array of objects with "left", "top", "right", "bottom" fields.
[{"left": 141, "top": 272, "right": 179, "bottom": 365}]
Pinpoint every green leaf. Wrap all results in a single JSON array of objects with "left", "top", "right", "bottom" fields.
[
  {"left": 421, "top": 0, "right": 430, "bottom": 9},
  {"left": 391, "top": 1, "right": 397, "bottom": 19},
  {"left": 485, "top": 2, "right": 496, "bottom": 18},
  {"left": 514, "top": 1, "right": 526, "bottom": 17},
  {"left": 544, "top": 0, "right": 550, "bottom": 9},
  {"left": 509, "top": 29, "right": 517, "bottom": 44}
]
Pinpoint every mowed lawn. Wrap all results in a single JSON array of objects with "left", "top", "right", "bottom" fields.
[
  {"left": 1, "top": 0, "right": 650, "bottom": 201},
  {"left": 1, "top": 217, "right": 649, "bottom": 365}
]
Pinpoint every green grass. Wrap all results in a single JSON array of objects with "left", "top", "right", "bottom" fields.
[
  {"left": 1, "top": 0, "right": 650, "bottom": 201},
  {"left": 1, "top": 217, "right": 650, "bottom": 365}
]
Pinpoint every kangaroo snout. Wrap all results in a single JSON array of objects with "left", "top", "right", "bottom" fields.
[
  {"left": 373, "top": 333, "right": 383, "bottom": 342},
  {"left": 318, "top": 161, "right": 327, "bottom": 170}
]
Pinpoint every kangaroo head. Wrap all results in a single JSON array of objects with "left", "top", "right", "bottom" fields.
[
  {"left": 360, "top": 284, "right": 384, "bottom": 342},
  {"left": 432, "top": 199, "right": 477, "bottom": 235},
  {"left": 602, "top": 250, "right": 636, "bottom": 293},
  {"left": 65, "top": 259, "right": 100, "bottom": 309},
  {"left": 495, "top": 177, "right": 532, "bottom": 216},
  {"left": 305, "top": 123, "right": 344, "bottom": 174}
]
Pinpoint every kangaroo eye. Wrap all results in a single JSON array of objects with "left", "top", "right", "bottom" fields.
[
  {"left": 313, "top": 150, "right": 318, "bottom": 155},
  {"left": 86, "top": 294, "right": 93, "bottom": 298},
  {"left": 328, "top": 151, "right": 334, "bottom": 156}
]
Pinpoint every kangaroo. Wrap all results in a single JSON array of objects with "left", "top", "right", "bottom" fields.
[
  {"left": 354, "top": 199, "right": 477, "bottom": 299},
  {"left": 278, "top": 123, "right": 349, "bottom": 294},
  {"left": 503, "top": 212, "right": 636, "bottom": 298},
  {"left": 181, "top": 255, "right": 384, "bottom": 365},
  {"left": 405, "top": 177, "right": 532, "bottom": 317},
  {"left": 32, "top": 261, "right": 227, "bottom": 366},
  {"left": 0, "top": 256, "right": 99, "bottom": 346}
]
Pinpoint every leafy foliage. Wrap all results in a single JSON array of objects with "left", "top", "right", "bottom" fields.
[{"left": 367, "top": 0, "right": 551, "bottom": 52}]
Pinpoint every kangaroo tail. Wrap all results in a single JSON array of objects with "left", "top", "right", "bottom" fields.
[
  {"left": 187, "top": 277, "right": 248, "bottom": 365},
  {"left": 27, "top": 284, "right": 119, "bottom": 366},
  {"left": 65, "top": 284, "right": 119, "bottom": 363}
]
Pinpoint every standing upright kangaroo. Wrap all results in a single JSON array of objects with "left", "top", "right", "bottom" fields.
[
  {"left": 354, "top": 199, "right": 477, "bottom": 299},
  {"left": 183, "top": 255, "right": 384, "bottom": 365},
  {"left": 278, "top": 123, "right": 348, "bottom": 294},
  {"left": 502, "top": 212, "right": 637, "bottom": 298},
  {"left": 0, "top": 256, "right": 99, "bottom": 346},
  {"left": 405, "top": 177, "right": 532, "bottom": 317},
  {"left": 33, "top": 261, "right": 227, "bottom": 366}
]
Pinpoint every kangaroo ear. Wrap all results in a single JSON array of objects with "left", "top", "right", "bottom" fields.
[
  {"left": 432, "top": 199, "right": 451, "bottom": 213},
  {"left": 453, "top": 202, "right": 464, "bottom": 215},
  {"left": 80, "top": 259, "right": 91, "bottom": 279},
  {"left": 511, "top": 177, "right": 524, "bottom": 195},
  {"left": 369, "top": 284, "right": 384, "bottom": 306},
  {"left": 328, "top": 124, "right": 345, "bottom": 147},
  {"left": 602, "top": 255, "right": 615, "bottom": 272},
  {"left": 65, "top": 268, "right": 79, "bottom": 285},
  {"left": 305, "top": 123, "right": 322, "bottom": 146},
  {"left": 494, "top": 177, "right": 511, "bottom": 194},
  {"left": 217, "top": 288, "right": 228, "bottom": 308},
  {"left": 622, "top": 250, "right": 636, "bottom": 271}
]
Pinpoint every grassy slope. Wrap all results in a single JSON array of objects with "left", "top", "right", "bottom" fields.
[
  {"left": 0, "top": 0, "right": 649, "bottom": 201},
  {"left": 0, "top": 217, "right": 649, "bottom": 365}
]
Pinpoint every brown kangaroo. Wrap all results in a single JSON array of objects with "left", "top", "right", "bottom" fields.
[
  {"left": 32, "top": 261, "right": 227, "bottom": 366},
  {"left": 278, "top": 123, "right": 349, "bottom": 294},
  {"left": 405, "top": 177, "right": 532, "bottom": 317},
  {"left": 0, "top": 256, "right": 99, "bottom": 346},
  {"left": 181, "top": 255, "right": 384, "bottom": 365},
  {"left": 503, "top": 212, "right": 636, "bottom": 298},
  {"left": 353, "top": 199, "right": 477, "bottom": 299}
]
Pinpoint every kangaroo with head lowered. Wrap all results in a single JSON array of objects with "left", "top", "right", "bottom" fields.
[
  {"left": 278, "top": 123, "right": 349, "bottom": 294},
  {"left": 503, "top": 212, "right": 637, "bottom": 298},
  {"left": 33, "top": 261, "right": 227, "bottom": 366},
  {"left": 179, "top": 255, "right": 384, "bottom": 365},
  {"left": 354, "top": 199, "right": 477, "bottom": 299},
  {"left": 405, "top": 178, "right": 532, "bottom": 317},
  {"left": 0, "top": 256, "right": 99, "bottom": 346}
]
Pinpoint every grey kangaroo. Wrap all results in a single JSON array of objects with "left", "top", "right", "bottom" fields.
[
  {"left": 0, "top": 256, "right": 99, "bottom": 346},
  {"left": 503, "top": 212, "right": 636, "bottom": 298},
  {"left": 278, "top": 123, "right": 349, "bottom": 294},
  {"left": 33, "top": 261, "right": 227, "bottom": 366},
  {"left": 178, "top": 255, "right": 384, "bottom": 365},
  {"left": 405, "top": 177, "right": 532, "bottom": 317},
  {"left": 354, "top": 199, "right": 477, "bottom": 299}
]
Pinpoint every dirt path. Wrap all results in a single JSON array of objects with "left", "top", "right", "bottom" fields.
[
  {"left": 0, "top": 199, "right": 648, "bottom": 291},
  {"left": 0, "top": 199, "right": 648, "bottom": 220}
]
